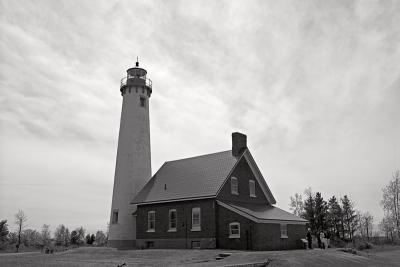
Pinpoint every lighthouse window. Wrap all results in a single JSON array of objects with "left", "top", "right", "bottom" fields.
[
  {"left": 140, "top": 97, "right": 146, "bottom": 107},
  {"left": 112, "top": 210, "right": 118, "bottom": 224}
]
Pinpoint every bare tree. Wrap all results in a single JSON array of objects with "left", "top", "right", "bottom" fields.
[
  {"left": 359, "top": 212, "right": 374, "bottom": 240},
  {"left": 14, "top": 210, "right": 27, "bottom": 252},
  {"left": 41, "top": 224, "right": 51, "bottom": 247},
  {"left": 379, "top": 214, "right": 396, "bottom": 241},
  {"left": 381, "top": 170, "right": 400, "bottom": 238},
  {"left": 54, "top": 224, "right": 66, "bottom": 246},
  {"left": 289, "top": 193, "right": 304, "bottom": 217},
  {"left": 23, "top": 229, "right": 41, "bottom": 247}
]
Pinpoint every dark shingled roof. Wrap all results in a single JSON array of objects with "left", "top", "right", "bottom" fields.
[
  {"left": 218, "top": 201, "right": 308, "bottom": 223},
  {"left": 132, "top": 150, "right": 238, "bottom": 204}
]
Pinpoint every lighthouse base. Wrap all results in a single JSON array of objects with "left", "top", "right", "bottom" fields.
[{"left": 108, "top": 239, "right": 136, "bottom": 249}]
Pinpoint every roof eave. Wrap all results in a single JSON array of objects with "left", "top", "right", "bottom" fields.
[
  {"left": 243, "top": 149, "right": 277, "bottom": 204},
  {"left": 132, "top": 195, "right": 216, "bottom": 205},
  {"left": 217, "top": 201, "right": 307, "bottom": 225}
]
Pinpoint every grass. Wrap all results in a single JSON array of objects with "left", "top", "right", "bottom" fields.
[{"left": 0, "top": 246, "right": 399, "bottom": 266}]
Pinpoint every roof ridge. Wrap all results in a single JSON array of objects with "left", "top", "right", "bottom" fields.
[
  {"left": 132, "top": 149, "right": 238, "bottom": 205},
  {"left": 164, "top": 149, "right": 232, "bottom": 163}
]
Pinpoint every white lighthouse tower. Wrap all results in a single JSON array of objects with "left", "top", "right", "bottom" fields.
[{"left": 108, "top": 60, "right": 152, "bottom": 248}]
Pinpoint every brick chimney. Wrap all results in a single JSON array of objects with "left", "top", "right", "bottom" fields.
[{"left": 232, "top": 132, "right": 247, "bottom": 157}]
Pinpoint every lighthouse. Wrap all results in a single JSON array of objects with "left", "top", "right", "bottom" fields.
[{"left": 108, "top": 60, "right": 152, "bottom": 248}]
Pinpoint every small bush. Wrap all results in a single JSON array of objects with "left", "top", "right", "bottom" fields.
[
  {"left": 357, "top": 241, "right": 373, "bottom": 250},
  {"left": 329, "top": 237, "right": 347, "bottom": 248}
]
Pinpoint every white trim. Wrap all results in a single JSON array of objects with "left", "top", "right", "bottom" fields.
[
  {"left": 191, "top": 207, "right": 201, "bottom": 231},
  {"left": 231, "top": 177, "right": 238, "bottom": 195},
  {"left": 249, "top": 179, "right": 256, "bottom": 198},
  {"left": 216, "top": 200, "right": 307, "bottom": 225},
  {"left": 229, "top": 222, "right": 240, "bottom": 238},
  {"left": 215, "top": 152, "right": 246, "bottom": 196},
  {"left": 168, "top": 209, "right": 177, "bottom": 231},
  {"left": 243, "top": 150, "right": 276, "bottom": 204},
  {"left": 147, "top": 210, "right": 155, "bottom": 232},
  {"left": 280, "top": 223, "right": 288, "bottom": 238}
]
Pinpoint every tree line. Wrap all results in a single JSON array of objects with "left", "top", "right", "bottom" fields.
[
  {"left": 290, "top": 188, "right": 370, "bottom": 241},
  {"left": 0, "top": 210, "right": 108, "bottom": 252},
  {"left": 290, "top": 170, "right": 400, "bottom": 243},
  {"left": 379, "top": 170, "right": 400, "bottom": 241}
]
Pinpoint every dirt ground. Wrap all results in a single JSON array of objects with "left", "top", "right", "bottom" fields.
[{"left": 1, "top": 246, "right": 400, "bottom": 266}]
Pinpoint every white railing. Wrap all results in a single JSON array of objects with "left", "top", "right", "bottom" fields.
[{"left": 120, "top": 76, "right": 152, "bottom": 88}]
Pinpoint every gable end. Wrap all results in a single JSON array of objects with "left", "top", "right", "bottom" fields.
[
  {"left": 216, "top": 149, "right": 276, "bottom": 205},
  {"left": 243, "top": 150, "right": 276, "bottom": 204}
]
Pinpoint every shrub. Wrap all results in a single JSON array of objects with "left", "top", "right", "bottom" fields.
[
  {"left": 357, "top": 241, "right": 373, "bottom": 250},
  {"left": 329, "top": 237, "right": 347, "bottom": 248}
]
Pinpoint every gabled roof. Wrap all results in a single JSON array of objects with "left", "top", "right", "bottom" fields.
[
  {"left": 131, "top": 148, "right": 277, "bottom": 205},
  {"left": 240, "top": 150, "right": 276, "bottom": 204},
  {"left": 217, "top": 200, "right": 307, "bottom": 224},
  {"left": 131, "top": 150, "right": 238, "bottom": 204}
]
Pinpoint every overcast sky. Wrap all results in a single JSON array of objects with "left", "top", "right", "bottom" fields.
[{"left": 1, "top": 0, "right": 399, "bottom": 233}]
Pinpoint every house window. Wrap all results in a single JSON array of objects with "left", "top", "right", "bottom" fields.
[
  {"left": 280, "top": 224, "right": 288, "bottom": 238},
  {"left": 147, "top": 211, "right": 155, "bottom": 232},
  {"left": 111, "top": 210, "right": 118, "bottom": 224},
  {"left": 249, "top": 180, "right": 256, "bottom": 197},
  {"left": 168, "top": 209, "right": 177, "bottom": 232},
  {"left": 229, "top": 222, "right": 240, "bottom": 238},
  {"left": 140, "top": 97, "right": 146, "bottom": 107},
  {"left": 191, "top": 207, "right": 201, "bottom": 231},
  {"left": 231, "top": 177, "right": 238, "bottom": 195}
]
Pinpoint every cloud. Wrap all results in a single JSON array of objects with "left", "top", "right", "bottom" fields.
[{"left": 1, "top": 0, "right": 399, "bottom": 231}]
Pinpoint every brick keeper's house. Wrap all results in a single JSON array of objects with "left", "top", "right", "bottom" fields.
[{"left": 131, "top": 132, "right": 307, "bottom": 250}]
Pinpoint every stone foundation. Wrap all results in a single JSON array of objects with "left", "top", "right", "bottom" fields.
[{"left": 136, "top": 238, "right": 216, "bottom": 249}]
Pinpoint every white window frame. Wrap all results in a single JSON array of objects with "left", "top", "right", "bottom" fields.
[
  {"left": 249, "top": 180, "right": 256, "bottom": 197},
  {"left": 229, "top": 222, "right": 240, "bottom": 238},
  {"left": 231, "top": 177, "right": 238, "bottom": 195},
  {"left": 280, "top": 224, "right": 288, "bottom": 238},
  {"left": 147, "top": 211, "right": 155, "bottom": 232},
  {"left": 168, "top": 209, "right": 177, "bottom": 232},
  {"left": 191, "top": 207, "right": 201, "bottom": 231}
]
